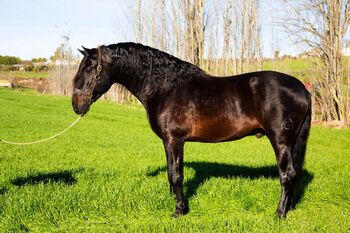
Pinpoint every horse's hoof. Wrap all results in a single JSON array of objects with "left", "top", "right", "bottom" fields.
[
  {"left": 288, "top": 203, "right": 296, "bottom": 210},
  {"left": 289, "top": 198, "right": 296, "bottom": 210},
  {"left": 172, "top": 208, "right": 184, "bottom": 218},
  {"left": 276, "top": 210, "right": 287, "bottom": 219}
]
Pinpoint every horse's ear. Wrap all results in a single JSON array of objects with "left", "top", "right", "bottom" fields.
[
  {"left": 78, "top": 48, "right": 87, "bottom": 56},
  {"left": 82, "top": 46, "right": 94, "bottom": 57}
]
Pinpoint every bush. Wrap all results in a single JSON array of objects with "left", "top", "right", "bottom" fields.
[
  {"left": 49, "top": 63, "right": 78, "bottom": 96},
  {"left": 0, "top": 55, "right": 21, "bottom": 65}
]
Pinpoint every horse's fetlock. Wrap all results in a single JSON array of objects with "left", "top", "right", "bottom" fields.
[{"left": 176, "top": 201, "right": 185, "bottom": 210}]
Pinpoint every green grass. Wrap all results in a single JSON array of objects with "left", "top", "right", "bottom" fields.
[
  {"left": 0, "top": 71, "right": 48, "bottom": 79},
  {"left": 263, "top": 58, "right": 315, "bottom": 72},
  {"left": 263, "top": 58, "right": 317, "bottom": 82},
  {"left": 263, "top": 57, "right": 350, "bottom": 83},
  {"left": 0, "top": 88, "right": 349, "bottom": 232}
]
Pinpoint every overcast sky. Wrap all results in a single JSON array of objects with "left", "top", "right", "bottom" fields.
[{"left": 1, "top": 0, "right": 347, "bottom": 60}]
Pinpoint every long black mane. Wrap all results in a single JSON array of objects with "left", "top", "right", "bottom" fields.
[
  {"left": 108, "top": 42, "right": 208, "bottom": 95},
  {"left": 108, "top": 42, "right": 203, "bottom": 75}
]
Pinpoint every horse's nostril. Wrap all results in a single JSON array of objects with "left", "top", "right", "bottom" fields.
[
  {"left": 72, "top": 93, "right": 91, "bottom": 115},
  {"left": 73, "top": 104, "right": 79, "bottom": 114}
]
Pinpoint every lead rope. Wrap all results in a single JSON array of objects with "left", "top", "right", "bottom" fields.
[
  {"left": 0, "top": 116, "right": 83, "bottom": 145},
  {"left": 1, "top": 47, "right": 102, "bottom": 145}
]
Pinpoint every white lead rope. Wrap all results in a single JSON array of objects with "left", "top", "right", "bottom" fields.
[{"left": 0, "top": 116, "right": 83, "bottom": 145}]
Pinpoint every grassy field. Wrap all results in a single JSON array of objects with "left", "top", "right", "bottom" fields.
[
  {"left": 262, "top": 59, "right": 316, "bottom": 82},
  {"left": 0, "top": 88, "right": 349, "bottom": 232},
  {"left": 263, "top": 57, "right": 350, "bottom": 82}
]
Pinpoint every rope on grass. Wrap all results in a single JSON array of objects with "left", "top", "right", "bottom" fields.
[{"left": 0, "top": 116, "right": 83, "bottom": 145}]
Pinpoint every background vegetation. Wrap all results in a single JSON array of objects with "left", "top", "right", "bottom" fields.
[
  {"left": 0, "top": 88, "right": 349, "bottom": 232},
  {"left": 1, "top": 1, "right": 349, "bottom": 125},
  {"left": 0, "top": 55, "right": 21, "bottom": 66}
]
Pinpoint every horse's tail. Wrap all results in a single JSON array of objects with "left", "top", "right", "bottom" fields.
[
  {"left": 289, "top": 93, "right": 311, "bottom": 208},
  {"left": 292, "top": 93, "right": 311, "bottom": 173}
]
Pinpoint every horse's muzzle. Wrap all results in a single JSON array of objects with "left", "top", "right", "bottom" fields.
[{"left": 72, "top": 89, "right": 91, "bottom": 115}]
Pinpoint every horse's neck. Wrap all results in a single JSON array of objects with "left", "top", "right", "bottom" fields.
[
  {"left": 111, "top": 48, "right": 202, "bottom": 107},
  {"left": 113, "top": 58, "right": 154, "bottom": 107}
]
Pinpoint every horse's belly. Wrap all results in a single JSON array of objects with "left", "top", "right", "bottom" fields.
[{"left": 189, "top": 117, "right": 257, "bottom": 142}]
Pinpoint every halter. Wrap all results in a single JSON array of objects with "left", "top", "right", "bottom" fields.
[{"left": 84, "top": 46, "right": 103, "bottom": 103}]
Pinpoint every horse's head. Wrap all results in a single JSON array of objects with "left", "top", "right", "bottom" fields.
[{"left": 72, "top": 46, "right": 114, "bottom": 115}]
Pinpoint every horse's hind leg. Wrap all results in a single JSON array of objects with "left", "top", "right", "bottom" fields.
[
  {"left": 275, "top": 144, "right": 296, "bottom": 218},
  {"left": 268, "top": 131, "right": 298, "bottom": 218},
  {"left": 163, "top": 137, "right": 185, "bottom": 216}
]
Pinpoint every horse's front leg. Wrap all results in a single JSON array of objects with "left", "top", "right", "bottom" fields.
[{"left": 163, "top": 137, "right": 185, "bottom": 217}]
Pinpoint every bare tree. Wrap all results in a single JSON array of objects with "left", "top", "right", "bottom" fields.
[
  {"left": 134, "top": 0, "right": 143, "bottom": 43},
  {"left": 182, "top": 0, "right": 205, "bottom": 67},
  {"left": 49, "top": 36, "right": 78, "bottom": 96},
  {"left": 238, "top": 0, "right": 247, "bottom": 73},
  {"left": 222, "top": 0, "right": 234, "bottom": 75},
  {"left": 238, "top": 0, "right": 262, "bottom": 73},
  {"left": 160, "top": 0, "right": 168, "bottom": 51},
  {"left": 171, "top": 0, "right": 184, "bottom": 58},
  {"left": 281, "top": 0, "right": 350, "bottom": 124},
  {"left": 220, "top": 0, "right": 261, "bottom": 75},
  {"left": 250, "top": 0, "right": 262, "bottom": 70},
  {"left": 150, "top": 0, "right": 157, "bottom": 47}
]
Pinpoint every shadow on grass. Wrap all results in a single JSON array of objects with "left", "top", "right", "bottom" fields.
[
  {"left": 11, "top": 168, "right": 84, "bottom": 186},
  {"left": 0, "top": 186, "right": 8, "bottom": 195},
  {"left": 147, "top": 161, "right": 313, "bottom": 213}
]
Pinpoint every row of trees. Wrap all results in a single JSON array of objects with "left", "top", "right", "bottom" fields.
[
  {"left": 0, "top": 56, "right": 49, "bottom": 72},
  {"left": 122, "top": 0, "right": 349, "bottom": 125},
  {"left": 0, "top": 55, "right": 21, "bottom": 65},
  {"left": 131, "top": 0, "right": 262, "bottom": 75},
  {"left": 33, "top": 0, "right": 350, "bottom": 126},
  {"left": 0, "top": 55, "right": 47, "bottom": 66}
]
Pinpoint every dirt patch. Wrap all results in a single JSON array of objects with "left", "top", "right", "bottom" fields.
[{"left": 1, "top": 77, "right": 51, "bottom": 93}]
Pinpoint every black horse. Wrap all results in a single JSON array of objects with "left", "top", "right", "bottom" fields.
[{"left": 72, "top": 43, "right": 311, "bottom": 218}]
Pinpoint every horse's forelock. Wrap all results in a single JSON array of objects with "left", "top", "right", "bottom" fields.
[{"left": 73, "top": 56, "right": 90, "bottom": 89}]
